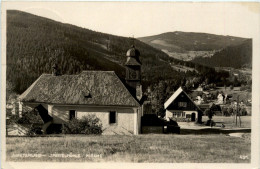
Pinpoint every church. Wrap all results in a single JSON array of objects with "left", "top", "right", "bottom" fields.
[{"left": 18, "top": 45, "right": 144, "bottom": 135}]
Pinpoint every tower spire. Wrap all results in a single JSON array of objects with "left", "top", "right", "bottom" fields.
[
  {"left": 131, "top": 35, "right": 135, "bottom": 47},
  {"left": 125, "top": 41, "right": 142, "bottom": 100}
]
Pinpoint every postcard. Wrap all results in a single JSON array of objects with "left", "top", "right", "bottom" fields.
[{"left": 1, "top": 1, "right": 260, "bottom": 169}]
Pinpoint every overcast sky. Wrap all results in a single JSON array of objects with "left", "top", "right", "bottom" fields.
[{"left": 2, "top": 2, "right": 260, "bottom": 38}]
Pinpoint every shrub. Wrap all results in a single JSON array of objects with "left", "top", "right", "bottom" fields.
[
  {"left": 206, "top": 120, "right": 215, "bottom": 127},
  {"left": 27, "top": 124, "right": 43, "bottom": 136},
  {"left": 62, "top": 115, "right": 102, "bottom": 135},
  {"left": 13, "top": 110, "right": 43, "bottom": 124},
  {"left": 222, "top": 107, "right": 231, "bottom": 116},
  {"left": 7, "top": 109, "right": 44, "bottom": 136},
  {"left": 230, "top": 85, "right": 234, "bottom": 90}
]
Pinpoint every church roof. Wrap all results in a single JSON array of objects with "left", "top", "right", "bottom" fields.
[
  {"left": 126, "top": 45, "right": 140, "bottom": 57},
  {"left": 125, "top": 45, "right": 141, "bottom": 65},
  {"left": 19, "top": 71, "right": 140, "bottom": 107}
]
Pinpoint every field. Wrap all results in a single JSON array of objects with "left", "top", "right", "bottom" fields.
[
  {"left": 202, "top": 115, "right": 251, "bottom": 128},
  {"left": 162, "top": 49, "right": 216, "bottom": 61},
  {"left": 6, "top": 133, "right": 250, "bottom": 163},
  {"left": 170, "top": 64, "right": 198, "bottom": 73}
]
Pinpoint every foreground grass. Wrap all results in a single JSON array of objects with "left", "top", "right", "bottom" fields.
[{"left": 6, "top": 134, "right": 250, "bottom": 162}]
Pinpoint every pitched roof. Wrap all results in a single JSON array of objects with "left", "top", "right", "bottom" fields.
[
  {"left": 164, "top": 86, "right": 202, "bottom": 111},
  {"left": 19, "top": 71, "right": 140, "bottom": 107},
  {"left": 164, "top": 87, "right": 183, "bottom": 109}
]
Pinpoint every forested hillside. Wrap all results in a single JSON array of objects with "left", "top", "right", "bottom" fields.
[
  {"left": 192, "top": 39, "right": 252, "bottom": 68},
  {"left": 139, "top": 31, "right": 252, "bottom": 68},
  {"left": 7, "top": 10, "right": 248, "bottom": 116},
  {"left": 7, "top": 10, "right": 182, "bottom": 94}
]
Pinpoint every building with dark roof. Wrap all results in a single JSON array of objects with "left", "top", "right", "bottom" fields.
[
  {"left": 19, "top": 45, "right": 143, "bottom": 135},
  {"left": 164, "top": 87, "right": 203, "bottom": 123}
]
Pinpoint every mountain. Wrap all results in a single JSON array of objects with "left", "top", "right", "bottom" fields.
[
  {"left": 138, "top": 31, "right": 252, "bottom": 68},
  {"left": 192, "top": 39, "right": 252, "bottom": 69},
  {"left": 7, "top": 10, "right": 183, "bottom": 94},
  {"left": 7, "top": 10, "right": 236, "bottom": 99}
]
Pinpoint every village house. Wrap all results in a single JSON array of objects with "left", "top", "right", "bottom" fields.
[
  {"left": 164, "top": 87, "right": 203, "bottom": 123},
  {"left": 18, "top": 45, "right": 144, "bottom": 135}
]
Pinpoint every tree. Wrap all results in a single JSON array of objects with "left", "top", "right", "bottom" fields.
[
  {"left": 230, "top": 85, "right": 234, "bottom": 90},
  {"left": 208, "top": 109, "right": 214, "bottom": 120},
  {"left": 150, "top": 81, "right": 168, "bottom": 117},
  {"left": 204, "top": 108, "right": 215, "bottom": 126}
]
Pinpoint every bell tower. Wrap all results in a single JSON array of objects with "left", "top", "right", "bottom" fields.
[{"left": 125, "top": 44, "right": 142, "bottom": 100}]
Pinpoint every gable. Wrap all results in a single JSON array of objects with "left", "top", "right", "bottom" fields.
[
  {"left": 166, "top": 91, "right": 198, "bottom": 110},
  {"left": 164, "top": 87, "right": 202, "bottom": 112},
  {"left": 19, "top": 71, "right": 140, "bottom": 107}
]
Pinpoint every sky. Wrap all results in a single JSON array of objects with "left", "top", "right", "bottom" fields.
[{"left": 2, "top": 2, "right": 260, "bottom": 38}]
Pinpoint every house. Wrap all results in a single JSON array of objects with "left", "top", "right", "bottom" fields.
[
  {"left": 216, "top": 93, "right": 225, "bottom": 104},
  {"left": 164, "top": 87, "right": 203, "bottom": 123},
  {"left": 194, "top": 95, "right": 204, "bottom": 105},
  {"left": 18, "top": 45, "right": 144, "bottom": 135},
  {"left": 195, "top": 85, "right": 203, "bottom": 92}
]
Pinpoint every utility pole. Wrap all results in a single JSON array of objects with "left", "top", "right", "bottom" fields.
[
  {"left": 236, "top": 95, "right": 241, "bottom": 127},
  {"left": 238, "top": 95, "right": 242, "bottom": 127},
  {"left": 235, "top": 100, "right": 237, "bottom": 127}
]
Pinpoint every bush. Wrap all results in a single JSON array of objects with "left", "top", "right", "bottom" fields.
[
  {"left": 62, "top": 115, "right": 102, "bottom": 135},
  {"left": 10, "top": 110, "right": 44, "bottom": 125},
  {"left": 206, "top": 120, "right": 215, "bottom": 127},
  {"left": 222, "top": 107, "right": 231, "bottom": 116},
  {"left": 230, "top": 85, "right": 234, "bottom": 90},
  {"left": 7, "top": 112, "right": 44, "bottom": 136},
  {"left": 27, "top": 124, "right": 43, "bottom": 136}
]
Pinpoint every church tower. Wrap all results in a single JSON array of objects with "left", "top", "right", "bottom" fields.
[{"left": 125, "top": 44, "right": 142, "bottom": 100}]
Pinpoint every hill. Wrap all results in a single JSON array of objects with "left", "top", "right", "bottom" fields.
[
  {"left": 192, "top": 39, "right": 252, "bottom": 69},
  {"left": 7, "top": 10, "right": 183, "bottom": 94},
  {"left": 138, "top": 31, "right": 252, "bottom": 68},
  {"left": 139, "top": 31, "right": 248, "bottom": 52},
  {"left": 7, "top": 10, "right": 250, "bottom": 118}
]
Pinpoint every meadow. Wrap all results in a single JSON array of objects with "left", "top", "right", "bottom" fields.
[
  {"left": 202, "top": 115, "right": 251, "bottom": 128},
  {"left": 6, "top": 133, "right": 250, "bottom": 163}
]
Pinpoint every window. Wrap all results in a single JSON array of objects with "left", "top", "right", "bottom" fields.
[
  {"left": 173, "top": 112, "right": 182, "bottom": 117},
  {"left": 69, "top": 110, "right": 76, "bottom": 120},
  {"left": 178, "top": 102, "right": 187, "bottom": 107},
  {"left": 186, "top": 114, "right": 191, "bottom": 118},
  {"left": 182, "top": 112, "right": 186, "bottom": 117},
  {"left": 109, "top": 111, "right": 116, "bottom": 124}
]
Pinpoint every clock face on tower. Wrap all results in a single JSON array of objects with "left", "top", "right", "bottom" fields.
[{"left": 129, "top": 70, "right": 137, "bottom": 79}]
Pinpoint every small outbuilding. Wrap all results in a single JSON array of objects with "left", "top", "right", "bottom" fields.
[{"left": 164, "top": 87, "right": 203, "bottom": 123}]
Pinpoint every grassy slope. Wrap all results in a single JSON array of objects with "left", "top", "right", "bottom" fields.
[{"left": 6, "top": 134, "right": 250, "bottom": 162}]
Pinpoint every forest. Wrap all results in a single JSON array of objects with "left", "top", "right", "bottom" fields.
[
  {"left": 6, "top": 10, "right": 244, "bottom": 104},
  {"left": 192, "top": 39, "right": 252, "bottom": 69}
]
